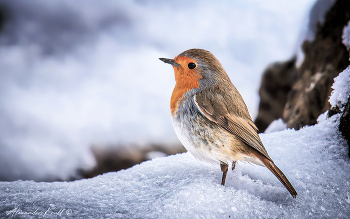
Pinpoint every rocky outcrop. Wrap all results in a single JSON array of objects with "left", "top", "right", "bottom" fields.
[
  {"left": 255, "top": 0, "right": 350, "bottom": 131},
  {"left": 339, "top": 97, "right": 350, "bottom": 154},
  {"left": 82, "top": 143, "right": 185, "bottom": 179},
  {"left": 0, "top": 3, "right": 6, "bottom": 32},
  {"left": 255, "top": 58, "right": 297, "bottom": 132},
  {"left": 283, "top": 0, "right": 350, "bottom": 129}
]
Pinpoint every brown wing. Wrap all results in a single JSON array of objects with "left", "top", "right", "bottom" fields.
[{"left": 194, "top": 92, "right": 272, "bottom": 161}]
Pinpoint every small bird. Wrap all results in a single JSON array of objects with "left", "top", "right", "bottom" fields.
[{"left": 160, "top": 49, "right": 297, "bottom": 198}]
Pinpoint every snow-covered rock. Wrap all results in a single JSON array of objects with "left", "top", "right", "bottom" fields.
[
  {"left": 1, "top": 116, "right": 349, "bottom": 218},
  {"left": 328, "top": 21, "right": 350, "bottom": 110}
]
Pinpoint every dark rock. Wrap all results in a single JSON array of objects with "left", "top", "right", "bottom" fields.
[
  {"left": 81, "top": 143, "right": 186, "bottom": 179},
  {"left": 255, "top": 0, "right": 350, "bottom": 131},
  {"left": 283, "top": 0, "right": 350, "bottom": 129},
  {"left": 339, "top": 96, "right": 350, "bottom": 155},
  {"left": 0, "top": 3, "right": 8, "bottom": 32},
  {"left": 255, "top": 58, "right": 297, "bottom": 133}
]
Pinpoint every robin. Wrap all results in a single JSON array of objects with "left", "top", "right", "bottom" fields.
[{"left": 159, "top": 48, "right": 297, "bottom": 198}]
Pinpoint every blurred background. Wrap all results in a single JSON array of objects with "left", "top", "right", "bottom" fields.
[{"left": 0, "top": 0, "right": 317, "bottom": 181}]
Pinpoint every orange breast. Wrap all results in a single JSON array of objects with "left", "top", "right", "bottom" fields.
[{"left": 170, "top": 56, "right": 202, "bottom": 115}]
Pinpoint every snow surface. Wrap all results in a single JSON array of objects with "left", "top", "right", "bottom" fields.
[
  {"left": 0, "top": 115, "right": 349, "bottom": 218},
  {"left": 0, "top": 0, "right": 316, "bottom": 181},
  {"left": 264, "top": 118, "right": 287, "bottom": 133}
]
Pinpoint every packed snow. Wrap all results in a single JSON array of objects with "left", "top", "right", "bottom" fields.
[
  {"left": 0, "top": 115, "right": 349, "bottom": 218},
  {"left": 0, "top": 0, "right": 316, "bottom": 181}
]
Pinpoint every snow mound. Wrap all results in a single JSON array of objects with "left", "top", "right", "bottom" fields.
[
  {"left": 317, "top": 110, "right": 328, "bottom": 123},
  {"left": 1, "top": 116, "right": 349, "bottom": 218},
  {"left": 264, "top": 118, "right": 287, "bottom": 133}
]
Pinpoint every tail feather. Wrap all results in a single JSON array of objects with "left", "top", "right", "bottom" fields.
[{"left": 251, "top": 149, "right": 298, "bottom": 198}]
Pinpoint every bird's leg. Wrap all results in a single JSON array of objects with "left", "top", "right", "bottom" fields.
[
  {"left": 220, "top": 162, "right": 229, "bottom": 186},
  {"left": 232, "top": 160, "right": 236, "bottom": 171}
]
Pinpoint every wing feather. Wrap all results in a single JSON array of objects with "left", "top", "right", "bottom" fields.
[{"left": 194, "top": 93, "right": 271, "bottom": 161}]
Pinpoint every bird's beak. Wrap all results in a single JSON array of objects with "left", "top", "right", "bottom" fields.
[{"left": 159, "top": 58, "right": 181, "bottom": 67}]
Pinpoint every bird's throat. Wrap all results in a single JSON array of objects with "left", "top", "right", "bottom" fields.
[{"left": 170, "top": 66, "right": 202, "bottom": 116}]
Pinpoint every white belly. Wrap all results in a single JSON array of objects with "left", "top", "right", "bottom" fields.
[
  {"left": 172, "top": 117, "right": 264, "bottom": 166},
  {"left": 172, "top": 118, "right": 235, "bottom": 165}
]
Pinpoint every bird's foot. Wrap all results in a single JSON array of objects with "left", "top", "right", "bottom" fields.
[
  {"left": 220, "top": 162, "right": 228, "bottom": 185},
  {"left": 232, "top": 161, "right": 236, "bottom": 171}
]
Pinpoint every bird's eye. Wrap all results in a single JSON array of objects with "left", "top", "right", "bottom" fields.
[{"left": 188, "top": 62, "right": 196, "bottom": 69}]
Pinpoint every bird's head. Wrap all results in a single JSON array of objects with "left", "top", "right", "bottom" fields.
[
  {"left": 160, "top": 49, "right": 231, "bottom": 115},
  {"left": 160, "top": 48, "right": 230, "bottom": 89}
]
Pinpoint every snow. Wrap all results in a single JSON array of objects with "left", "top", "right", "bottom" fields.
[
  {"left": 0, "top": 115, "right": 349, "bottom": 218},
  {"left": 329, "top": 67, "right": 350, "bottom": 108},
  {"left": 264, "top": 118, "right": 287, "bottom": 133},
  {"left": 146, "top": 151, "right": 167, "bottom": 160},
  {"left": 0, "top": 0, "right": 316, "bottom": 181},
  {"left": 317, "top": 111, "right": 328, "bottom": 123}
]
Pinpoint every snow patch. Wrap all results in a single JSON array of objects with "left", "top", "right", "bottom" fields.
[
  {"left": 146, "top": 151, "right": 167, "bottom": 160},
  {"left": 264, "top": 118, "right": 287, "bottom": 133},
  {"left": 317, "top": 110, "right": 328, "bottom": 123},
  {"left": 329, "top": 67, "right": 350, "bottom": 108}
]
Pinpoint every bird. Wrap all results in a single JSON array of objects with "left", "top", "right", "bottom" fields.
[{"left": 159, "top": 48, "right": 297, "bottom": 198}]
